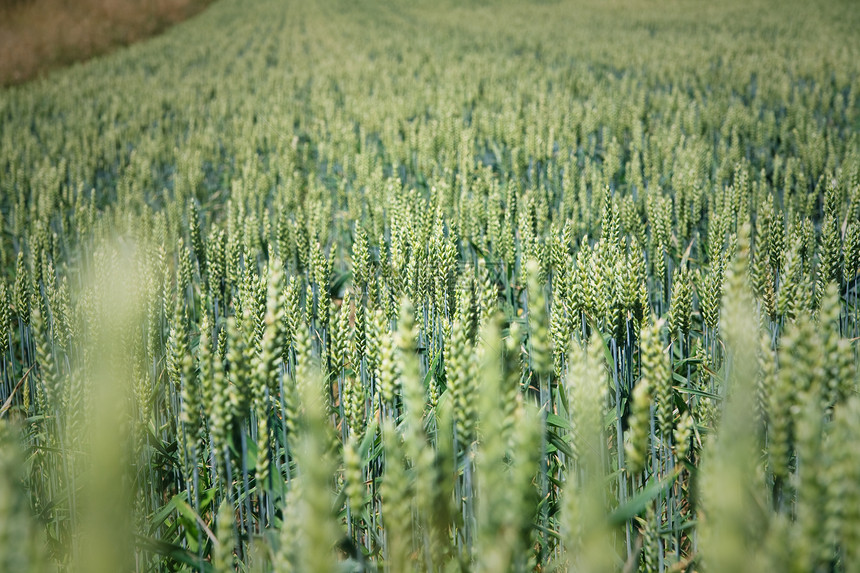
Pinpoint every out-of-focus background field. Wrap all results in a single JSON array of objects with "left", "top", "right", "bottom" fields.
[
  {"left": 1, "top": 0, "right": 859, "bottom": 571},
  {"left": 0, "top": 0, "right": 213, "bottom": 86}
]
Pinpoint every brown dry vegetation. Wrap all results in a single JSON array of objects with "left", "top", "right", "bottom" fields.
[{"left": 0, "top": 0, "right": 214, "bottom": 86}]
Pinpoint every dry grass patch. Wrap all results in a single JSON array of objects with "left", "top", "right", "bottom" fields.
[{"left": 0, "top": 0, "right": 213, "bottom": 86}]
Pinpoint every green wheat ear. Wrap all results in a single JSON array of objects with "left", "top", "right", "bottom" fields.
[
  {"left": 668, "top": 267, "right": 693, "bottom": 340},
  {"left": 213, "top": 499, "right": 236, "bottom": 573},
  {"left": 293, "top": 363, "right": 341, "bottom": 573},
  {"left": 380, "top": 420, "right": 412, "bottom": 573},
  {"left": 447, "top": 317, "right": 476, "bottom": 446},
  {"left": 14, "top": 251, "right": 31, "bottom": 326},
  {"left": 526, "top": 258, "right": 552, "bottom": 378},
  {"left": 625, "top": 366, "right": 652, "bottom": 475},
  {"left": 700, "top": 223, "right": 767, "bottom": 572},
  {"left": 641, "top": 318, "right": 672, "bottom": 442},
  {"left": 0, "top": 281, "right": 11, "bottom": 358},
  {"left": 562, "top": 331, "right": 614, "bottom": 572},
  {"left": 343, "top": 436, "right": 365, "bottom": 518}
]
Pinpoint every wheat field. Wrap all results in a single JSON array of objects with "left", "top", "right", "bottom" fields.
[{"left": 0, "top": 0, "right": 859, "bottom": 571}]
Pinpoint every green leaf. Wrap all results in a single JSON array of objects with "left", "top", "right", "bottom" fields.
[
  {"left": 546, "top": 412, "right": 571, "bottom": 431},
  {"left": 546, "top": 428, "right": 573, "bottom": 458},
  {"left": 149, "top": 496, "right": 181, "bottom": 531},
  {"left": 358, "top": 419, "right": 379, "bottom": 459},
  {"left": 586, "top": 316, "right": 617, "bottom": 371},
  {"left": 608, "top": 467, "right": 680, "bottom": 525},
  {"left": 672, "top": 377, "right": 722, "bottom": 401},
  {"left": 174, "top": 496, "right": 199, "bottom": 524},
  {"left": 136, "top": 535, "right": 213, "bottom": 572}
]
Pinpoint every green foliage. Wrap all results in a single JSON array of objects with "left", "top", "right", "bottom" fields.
[{"left": 0, "top": 0, "right": 859, "bottom": 570}]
